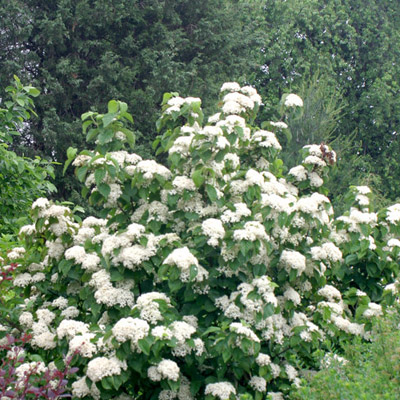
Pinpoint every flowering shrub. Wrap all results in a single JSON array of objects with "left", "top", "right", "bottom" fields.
[
  {"left": 0, "top": 334, "right": 77, "bottom": 399},
  {"left": 4, "top": 84, "right": 400, "bottom": 399},
  {"left": 0, "top": 262, "right": 76, "bottom": 399}
]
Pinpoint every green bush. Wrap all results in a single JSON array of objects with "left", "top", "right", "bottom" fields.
[
  {"left": 292, "top": 309, "right": 400, "bottom": 400},
  {"left": 0, "top": 76, "right": 56, "bottom": 236}
]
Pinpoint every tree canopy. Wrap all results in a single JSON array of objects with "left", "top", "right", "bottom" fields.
[
  {"left": 0, "top": 0, "right": 263, "bottom": 198},
  {"left": 256, "top": 0, "right": 400, "bottom": 201}
]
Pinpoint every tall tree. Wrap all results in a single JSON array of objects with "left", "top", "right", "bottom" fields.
[
  {"left": 256, "top": 0, "right": 400, "bottom": 202},
  {"left": 0, "top": 0, "right": 264, "bottom": 199}
]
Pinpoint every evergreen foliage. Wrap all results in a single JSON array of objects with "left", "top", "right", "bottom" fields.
[
  {"left": 0, "top": 0, "right": 263, "bottom": 200},
  {"left": 257, "top": 0, "right": 400, "bottom": 201}
]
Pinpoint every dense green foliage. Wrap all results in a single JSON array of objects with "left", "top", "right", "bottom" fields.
[
  {"left": 0, "top": 0, "right": 263, "bottom": 200},
  {"left": 256, "top": 0, "right": 400, "bottom": 202},
  {"left": 2, "top": 0, "right": 400, "bottom": 205},
  {"left": 292, "top": 309, "right": 400, "bottom": 400},
  {"left": 0, "top": 77, "right": 55, "bottom": 238}
]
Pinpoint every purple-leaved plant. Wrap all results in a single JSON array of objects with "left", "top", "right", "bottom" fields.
[
  {"left": 0, "top": 261, "right": 78, "bottom": 399},
  {"left": 0, "top": 333, "right": 78, "bottom": 399}
]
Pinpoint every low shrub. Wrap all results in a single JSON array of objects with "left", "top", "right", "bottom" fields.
[{"left": 291, "top": 309, "right": 400, "bottom": 400}]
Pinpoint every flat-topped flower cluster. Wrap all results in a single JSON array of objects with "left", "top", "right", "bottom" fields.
[{"left": 3, "top": 83, "right": 400, "bottom": 400}]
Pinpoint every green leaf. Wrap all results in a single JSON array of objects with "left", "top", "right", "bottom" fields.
[
  {"left": 76, "top": 165, "right": 88, "bottom": 182},
  {"left": 67, "top": 147, "right": 77, "bottom": 160},
  {"left": 106, "top": 164, "right": 117, "bottom": 178},
  {"left": 98, "top": 183, "right": 111, "bottom": 198},
  {"left": 263, "top": 303, "right": 274, "bottom": 318},
  {"left": 192, "top": 169, "right": 205, "bottom": 188},
  {"left": 189, "top": 264, "right": 198, "bottom": 281},
  {"left": 81, "top": 111, "right": 94, "bottom": 121},
  {"left": 25, "top": 87, "right": 40, "bottom": 97},
  {"left": 119, "top": 102, "right": 128, "bottom": 113},
  {"left": 138, "top": 338, "right": 151, "bottom": 355},
  {"left": 110, "top": 269, "right": 124, "bottom": 282},
  {"left": 206, "top": 184, "right": 218, "bottom": 202},
  {"left": 222, "top": 348, "right": 231, "bottom": 363},
  {"left": 59, "top": 259, "right": 73, "bottom": 275},
  {"left": 162, "top": 92, "right": 173, "bottom": 105},
  {"left": 121, "top": 128, "right": 135, "bottom": 148},
  {"left": 95, "top": 168, "right": 106, "bottom": 186},
  {"left": 98, "top": 128, "right": 114, "bottom": 143},
  {"left": 107, "top": 100, "right": 119, "bottom": 113},
  {"left": 86, "top": 128, "right": 98, "bottom": 142},
  {"left": 63, "top": 147, "right": 78, "bottom": 174},
  {"left": 345, "top": 254, "right": 358, "bottom": 265},
  {"left": 103, "top": 113, "right": 116, "bottom": 128},
  {"left": 82, "top": 120, "right": 93, "bottom": 134},
  {"left": 29, "top": 354, "right": 44, "bottom": 362},
  {"left": 101, "top": 377, "right": 112, "bottom": 390}
]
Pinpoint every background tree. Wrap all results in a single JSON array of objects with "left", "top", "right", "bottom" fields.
[
  {"left": 256, "top": 0, "right": 400, "bottom": 203},
  {"left": 0, "top": 0, "right": 265, "bottom": 202}
]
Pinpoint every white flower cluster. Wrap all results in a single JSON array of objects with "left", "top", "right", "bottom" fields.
[
  {"left": 135, "top": 292, "right": 171, "bottom": 323},
  {"left": 147, "top": 359, "right": 180, "bottom": 382},
  {"left": 202, "top": 218, "right": 225, "bottom": 246},
  {"left": 386, "top": 203, "right": 400, "bottom": 224},
  {"left": 233, "top": 221, "right": 269, "bottom": 242},
  {"left": 230, "top": 322, "right": 260, "bottom": 343},
  {"left": 280, "top": 250, "right": 306, "bottom": 275},
  {"left": 89, "top": 270, "right": 135, "bottom": 308},
  {"left": 363, "top": 302, "right": 383, "bottom": 318},
  {"left": 220, "top": 82, "right": 261, "bottom": 115},
  {"left": 249, "top": 376, "right": 267, "bottom": 392},
  {"left": 205, "top": 382, "right": 236, "bottom": 400},
  {"left": 310, "top": 242, "right": 342, "bottom": 263},
  {"left": 86, "top": 356, "right": 127, "bottom": 382},
  {"left": 284, "top": 93, "right": 303, "bottom": 107},
  {"left": 165, "top": 95, "right": 201, "bottom": 115},
  {"left": 252, "top": 130, "right": 282, "bottom": 150},
  {"left": 221, "top": 203, "right": 251, "bottom": 223},
  {"left": 112, "top": 317, "right": 149, "bottom": 346},
  {"left": 169, "top": 320, "right": 204, "bottom": 357},
  {"left": 163, "top": 247, "right": 208, "bottom": 283}
]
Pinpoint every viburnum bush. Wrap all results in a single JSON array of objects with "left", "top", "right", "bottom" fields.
[
  {"left": 3, "top": 83, "right": 400, "bottom": 400},
  {"left": 0, "top": 334, "right": 77, "bottom": 400},
  {"left": 0, "top": 262, "right": 76, "bottom": 399}
]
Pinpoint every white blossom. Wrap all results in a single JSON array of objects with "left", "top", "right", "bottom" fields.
[
  {"left": 280, "top": 250, "right": 306, "bottom": 275},
  {"left": 284, "top": 93, "right": 303, "bottom": 107},
  {"left": 205, "top": 382, "right": 236, "bottom": 400},
  {"left": 249, "top": 376, "right": 267, "bottom": 392},
  {"left": 202, "top": 218, "right": 225, "bottom": 246},
  {"left": 86, "top": 356, "right": 127, "bottom": 382},
  {"left": 220, "top": 82, "right": 241, "bottom": 92},
  {"left": 163, "top": 247, "right": 208, "bottom": 282},
  {"left": 112, "top": 317, "right": 149, "bottom": 344}
]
